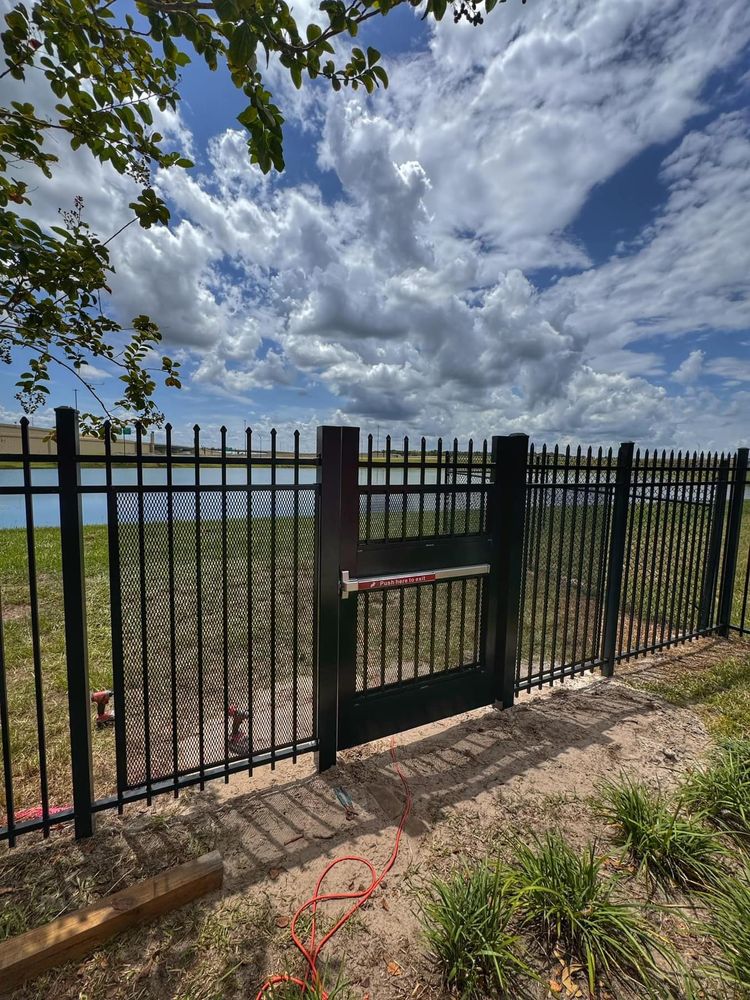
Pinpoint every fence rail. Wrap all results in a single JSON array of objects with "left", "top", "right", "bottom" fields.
[{"left": 0, "top": 412, "right": 748, "bottom": 846}]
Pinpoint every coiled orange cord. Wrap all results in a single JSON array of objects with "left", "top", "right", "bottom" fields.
[{"left": 256, "top": 738, "right": 412, "bottom": 998}]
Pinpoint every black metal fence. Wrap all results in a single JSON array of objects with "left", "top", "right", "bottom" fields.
[{"left": 0, "top": 409, "right": 747, "bottom": 846}]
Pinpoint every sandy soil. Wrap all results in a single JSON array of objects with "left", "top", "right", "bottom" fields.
[{"left": 3, "top": 636, "right": 740, "bottom": 1000}]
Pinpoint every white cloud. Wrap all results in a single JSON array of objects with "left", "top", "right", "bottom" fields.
[
  {"left": 7, "top": 0, "right": 750, "bottom": 449},
  {"left": 674, "top": 349, "right": 705, "bottom": 385}
]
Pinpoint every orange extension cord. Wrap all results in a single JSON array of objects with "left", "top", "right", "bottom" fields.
[{"left": 255, "top": 738, "right": 413, "bottom": 999}]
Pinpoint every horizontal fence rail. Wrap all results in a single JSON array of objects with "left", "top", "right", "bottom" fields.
[{"left": 1, "top": 412, "right": 747, "bottom": 846}]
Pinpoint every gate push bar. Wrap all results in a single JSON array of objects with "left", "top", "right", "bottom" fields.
[{"left": 340, "top": 563, "right": 490, "bottom": 598}]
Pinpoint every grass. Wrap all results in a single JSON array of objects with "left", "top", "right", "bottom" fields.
[
  {"left": 680, "top": 738, "right": 750, "bottom": 837},
  {"left": 700, "top": 863, "right": 750, "bottom": 998},
  {"left": 594, "top": 775, "right": 720, "bottom": 889},
  {"left": 500, "top": 831, "right": 682, "bottom": 998},
  {"left": 422, "top": 861, "right": 534, "bottom": 999},
  {"left": 629, "top": 650, "right": 750, "bottom": 739},
  {"left": 0, "top": 515, "right": 317, "bottom": 815}
]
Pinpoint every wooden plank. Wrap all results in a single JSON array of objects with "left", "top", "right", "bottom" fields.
[{"left": 0, "top": 850, "right": 223, "bottom": 994}]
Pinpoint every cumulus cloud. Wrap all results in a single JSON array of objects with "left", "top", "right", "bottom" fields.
[
  {"left": 8, "top": 0, "right": 750, "bottom": 449},
  {"left": 674, "top": 350, "right": 705, "bottom": 385}
]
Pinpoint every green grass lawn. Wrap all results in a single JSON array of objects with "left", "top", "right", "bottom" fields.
[
  {"left": 626, "top": 647, "right": 750, "bottom": 740},
  {"left": 2, "top": 492, "right": 748, "bottom": 825}
]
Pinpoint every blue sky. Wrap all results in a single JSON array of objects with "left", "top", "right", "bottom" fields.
[{"left": 4, "top": 0, "right": 750, "bottom": 451}]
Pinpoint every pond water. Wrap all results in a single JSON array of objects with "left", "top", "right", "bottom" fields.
[{"left": 0, "top": 465, "right": 444, "bottom": 529}]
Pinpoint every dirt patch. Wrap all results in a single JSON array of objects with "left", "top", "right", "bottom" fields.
[
  {"left": 1, "top": 602, "right": 30, "bottom": 623},
  {"left": 2, "top": 637, "right": 740, "bottom": 1000}
]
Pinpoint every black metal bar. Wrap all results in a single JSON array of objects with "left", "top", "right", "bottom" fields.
[
  {"left": 55, "top": 406, "right": 95, "bottom": 839},
  {"left": 691, "top": 452, "right": 714, "bottom": 638},
  {"left": 579, "top": 448, "right": 602, "bottom": 670},
  {"left": 401, "top": 436, "right": 409, "bottom": 540},
  {"left": 592, "top": 449, "right": 614, "bottom": 660},
  {"left": 221, "top": 427, "right": 229, "bottom": 780},
  {"left": 489, "top": 433, "right": 529, "bottom": 707},
  {"left": 560, "top": 446, "right": 581, "bottom": 668},
  {"left": 418, "top": 437, "right": 426, "bottom": 539},
  {"left": 270, "top": 428, "right": 277, "bottom": 769},
  {"left": 668, "top": 452, "right": 688, "bottom": 644},
  {"left": 166, "top": 424, "right": 179, "bottom": 797},
  {"left": 435, "top": 438, "right": 443, "bottom": 537},
  {"left": 549, "top": 446, "right": 570, "bottom": 680},
  {"left": 539, "top": 445, "right": 558, "bottom": 683},
  {"left": 717, "top": 448, "right": 749, "bottom": 635},
  {"left": 465, "top": 439, "right": 474, "bottom": 536},
  {"left": 526, "top": 445, "right": 546, "bottom": 689},
  {"left": 366, "top": 433, "right": 373, "bottom": 543},
  {"left": 642, "top": 450, "right": 663, "bottom": 654},
  {"left": 246, "top": 427, "right": 254, "bottom": 777},
  {"left": 699, "top": 456, "right": 730, "bottom": 630},
  {"left": 105, "top": 427, "right": 127, "bottom": 812},
  {"left": 680, "top": 452, "right": 701, "bottom": 640},
  {"left": 398, "top": 585, "right": 405, "bottom": 683},
  {"left": 292, "top": 430, "right": 300, "bottom": 761},
  {"left": 449, "top": 438, "right": 458, "bottom": 535},
  {"left": 570, "top": 447, "right": 591, "bottom": 672},
  {"left": 19, "top": 418, "right": 50, "bottom": 834},
  {"left": 362, "top": 590, "right": 370, "bottom": 692},
  {"left": 0, "top": 583, "right": 15, "bottom": 847},
  {"left": 601, "top": 441, "right": 634, "bottom": 676},
  {"left": 384, "top": 435, "right": 391, "bottom": 542},
  {"left": 651, "top": 449, "right": 674, "bottom": 649},
  {"left": 315, "top": 426, "right": 356, "bottom": 770},
  {"left": 413, "top": 579, "right": 421, "bottom": 680},
  {"left": 429, "top": 581, "right": 437, "bottom": 676},
  {"left": 380, "top": 587, "right": 388, "bottom": 685},
  {"left": 515, "top": 444, "right": 533, "bottom": 688},
  {"left": 444, "top": 580, "right": 453, "bottom": 672},
  {"left": 194, "top": 425, "right": 205, "bottom": 789},
  {"left": 134, "top": 423, "right": 152, "bottom": 806}
]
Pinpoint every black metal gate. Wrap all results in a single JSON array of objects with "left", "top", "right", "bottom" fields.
[{"left": 316, "top": 427, "right": 529, "bottom": 762}]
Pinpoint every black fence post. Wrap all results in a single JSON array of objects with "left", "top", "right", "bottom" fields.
[
  {"left": 717, "top": 448, "right": 749, "bottom": 637},
  {"left": 601, "top": 442, "right": 634, "bottom": 676},
  {"left": 699, "top": 457, "right": 730, "bottom": 632},
  {"left": 55, "top": 406, "right": 95, "bottom": 839},
  {"left": 315, "top": 425, "right": 359, "bottom": 771},
  {"left": 488, "top": 433, "right": 529, "bottom": 708}
]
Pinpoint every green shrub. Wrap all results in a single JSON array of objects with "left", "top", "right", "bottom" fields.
[
  {"left": 701, "top": 863, "right": 750, "bottom": 997},
  {"left": 422, "top": 860, "right": 534, "bottom": 999},
  {"left": 595, "top": 775, "right": 720, "bottom": 888},
  {"left": 681, "top": 738, "right": 750, "bottom": 837},
  {"left": 501, "top": 831, "right": 682, "bottom": 998}
]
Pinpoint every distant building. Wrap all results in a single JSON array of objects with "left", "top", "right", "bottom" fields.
[{"left": 0, "top": 422, "right": 156, "bottom": 456}]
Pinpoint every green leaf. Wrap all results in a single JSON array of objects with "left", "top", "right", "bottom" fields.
[
  {"left": 433, "top": 0, "right": 447, "bottom": 19},
  {"left": 214, "top": 0, "right": 238, "bottom": 17},
  {"left": 367, "top": 46, "right": 381, "bottom": 65},
  {"left": 228, "top": 22, "right": 255, "bottom": 66}
]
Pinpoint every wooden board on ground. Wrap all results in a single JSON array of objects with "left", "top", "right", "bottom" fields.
[{"left": 0, "top": 850, "right": 223, "bottom": 994}]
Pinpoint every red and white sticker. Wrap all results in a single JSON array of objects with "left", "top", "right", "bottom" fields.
[{"left": 359, "top": 572, "right": 436, "bottom": 591}]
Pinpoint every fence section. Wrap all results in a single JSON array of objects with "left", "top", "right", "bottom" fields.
[
  {"left": 516, "top": 445, "right": 616, "bottom": 690},
  {"left": 1, "top": 413, "right": 748, "bottom": 846},
  {"left": 111, "top": 425, "right": 319, "bottom": 802}
]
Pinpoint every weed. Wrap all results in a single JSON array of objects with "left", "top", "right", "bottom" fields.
[
  {"left": 594, "top": 775, "right": 720, "bottom": 888},
  {"left": 681, "top": 738, "right": 750, "bottom": 837},
  {"left": 422, "top": 860, "right": 534, "bottom": 999},
  {"left": 501, "top": 831, "right": 683, "bottom": 998}
]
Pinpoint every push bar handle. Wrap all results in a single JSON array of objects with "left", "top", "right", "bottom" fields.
[{"left": 340, "top": 563, "right": 490, "bottom": 598}]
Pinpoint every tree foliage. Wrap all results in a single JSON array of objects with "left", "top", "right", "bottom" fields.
[{"left": 1, "top": 0, "right": 514, "bottom": 431}]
